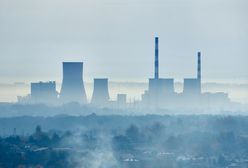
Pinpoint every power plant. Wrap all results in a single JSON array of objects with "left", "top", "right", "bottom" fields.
[
  {"left": 141, "top": 37, "right": 229, "bottom": 109},
  {"left": 59, "top": 62, "right": 87, "bottom": 104},
  {"left": 18, "top": 36, "right": 231, "bottom": 110},
  {"left": 30, "top": 81, "right": 57, "bottom": 104},
  {"left": 91, "top": 78, "right": 110, "bottom": 107},
  {"left": 116, "top": 94, "right": 127, "bottom": 108},
  {"left": 183, "top": 51, "right": 201, "bottom": 95},
  {"left": 154, "top": 37, "right": 159, "bottom": 79},
  {"left": 142, "top": 37, "right": 175, "bottom": 108}
]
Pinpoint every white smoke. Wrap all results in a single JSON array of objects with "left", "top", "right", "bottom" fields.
[{"left": 61, "top": 127, "right": 119, "bottom": 168}]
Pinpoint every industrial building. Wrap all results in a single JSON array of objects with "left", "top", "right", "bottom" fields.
[
  {"left": 116, "top": 94, "right": 127, "bottom": 108},
  {"left": 183, "top": 52, "right": 201, "bottom": 95},
  {"left": 59, "top": 62, "right": 87, "bottom": 104},
  {"left": 142, "top": 37, "right": 176, "bottom": 108},
  {"left": 141, "top": 37, "right": 230, "bottom": 109},
  {"left": 18, "top": 36, "right": 231, "bottom": 110},
  {"left": 30, "top": 81, "right": 57, "bottom": 104}
]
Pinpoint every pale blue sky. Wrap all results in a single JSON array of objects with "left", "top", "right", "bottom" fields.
[{"left": 0, "top": 0, "right": 247, "bottom": 83}]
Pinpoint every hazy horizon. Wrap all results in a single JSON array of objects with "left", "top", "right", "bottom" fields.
[
  {"left": 1, "top": 81, "right": 248, "bottom": 104},
  {"left": 1, "top": 1, "right": 248, "bottom": 167}
]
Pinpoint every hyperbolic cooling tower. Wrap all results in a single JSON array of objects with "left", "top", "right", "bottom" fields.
[
  {"left": 91, "top": 78, "right": 110, "bottom": 106},
  {"left": 60, "top": 62, "right": 87, "bottom": 104}
]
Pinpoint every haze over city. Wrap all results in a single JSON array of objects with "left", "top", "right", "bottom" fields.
[{"left": 1, "top": 1, "right": 248, "bottom": 168}]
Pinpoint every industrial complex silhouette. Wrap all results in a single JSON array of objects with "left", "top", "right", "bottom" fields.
[
  {"left": 141, "top": 37, "right": 229, "bottom": 109},
  {"left": 19, "top": 37, "right": 230, "bottom": 110}
]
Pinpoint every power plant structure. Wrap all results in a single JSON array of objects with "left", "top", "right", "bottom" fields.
[
  {"left": 142, "top": 37, "right": 176, "bottom": 108},
  {"left": 18, "top": 36, "right": 231, "bottom": 110},
  {"left": 30, "top": 81, "right": 57, "bottom": 104},
  {"left": 59, "top": 62, "right": 87, "bottom": 104},
  {"left": 91, "top": 78, "right": 110, "bottom": 107},
  {"left": 116, "top": 94, "right": 127, "bottom": 108},
  {"left": 141, "top": 36, "right": 230, "bottom": 109},
  {"left": 154, "top": 36, "right": 159, "bottom": 79},
  {"left": 183, "top": 51, "right": 201, "bottom": 95}
]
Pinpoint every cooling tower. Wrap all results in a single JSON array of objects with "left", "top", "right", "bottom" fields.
[
  {"left": 59, "top": 62, "right": 87, "bottom": 104},
  {"left": 91, "top": 78, "right": 110, "bottom": 106}
]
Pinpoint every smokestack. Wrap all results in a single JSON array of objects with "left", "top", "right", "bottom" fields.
[
  {"left": 197, "top": 52, "right": 201, "bottom": 82},
  {"left": 60, "top": 62, "right": 87, "bottom": 104},
  {"left": 155, "top": 37, "right": 159, "bottom": 79}
]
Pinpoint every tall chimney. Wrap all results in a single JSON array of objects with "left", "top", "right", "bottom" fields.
[
  {"left": 155, "top": 37, "right": 159, "bottom": 79},
  {"left": 197, "top": 51, "right": 201, "bottom": 82}
]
